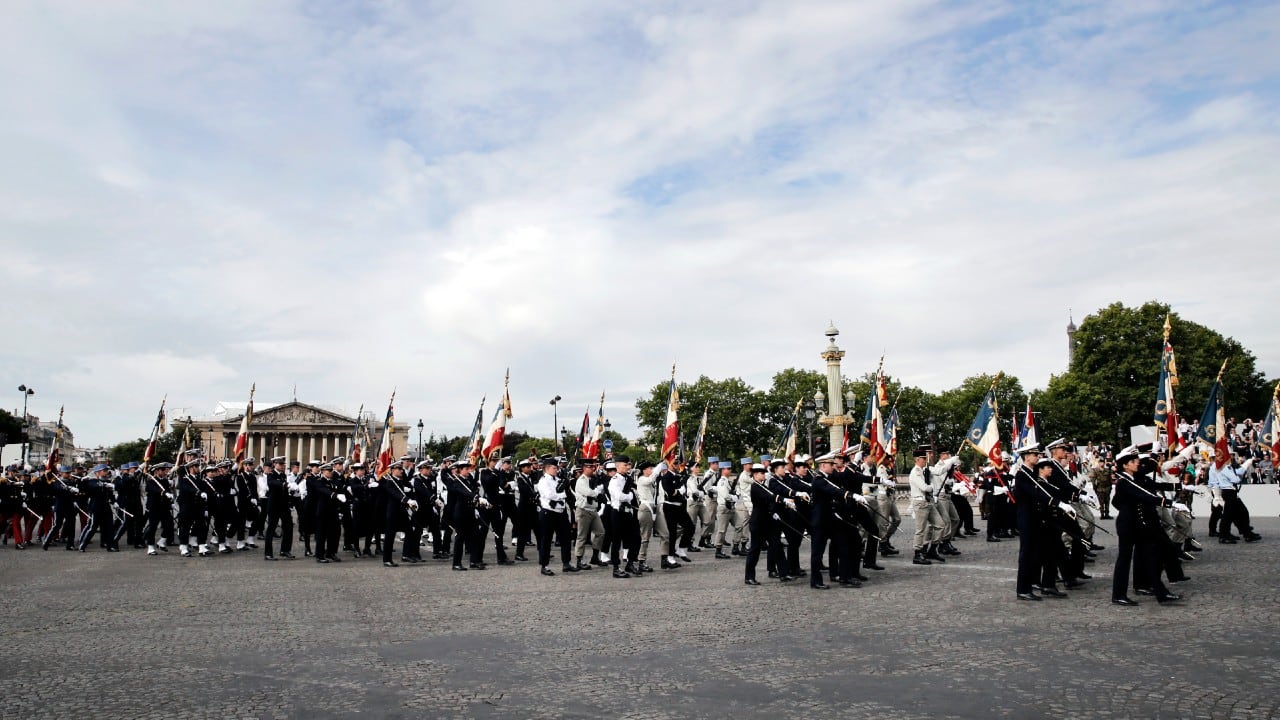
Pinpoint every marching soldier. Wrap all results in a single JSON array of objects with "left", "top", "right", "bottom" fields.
[
  {"left": 116, "top": 462, "right": 145, "bottom": 548},
  {"left": 141, "top": 462, "right": 176, "bottom": 555},
  {"left": 512, "top": 458, "right": 539, "bottom": 562},
  {"left": 1111, "top": 446, "right": 1180, "bottom": 605},
  {"left": 445, "top": 458, "right": 487, "bottom": 570},
  {"left": 234, "top": 458, "right": 261, "bottom": 550},
  {"left": 535, "top": 456, "right": 576, "bottom": 576},
  {"left": 262, "top": 457, "right": 295, "bottom": 561},
  {"left": 309, "top": 461, "right": 342, "bottom": 563},
  {"left": 478, "top": 456, "right": 514, "bottom": 566},
  {"left": 908, "top": 447, "right": 945, "bottom": 565},
  {"left": 743, "top": 463, "right": 793, "bottom": 585},
  {"left": 604, "top": 458, "right": 640, "bottom": 577},
  {"left": 689, "top": 458, "right": 718, "bottom": 549},
  {"left": 659, "top": 458, "right": 696, "bottom": 569},
  {"left": 572, "top": 457, "right": 606, "bottom": 570},
  {"left": 76, "top": 463, "right": 118, "bottom": 552},
  {"left": 633, "top": 460, "right": 661, "bottom": 573},
  {"left": 380, "top": 463, "right": 417, "bottom": 567},
  {"left": 713, "top": 460, "right": 745, "bottom": 559},
  {"left": 175, "top": 460, "right": 210, "bottom": 557}
]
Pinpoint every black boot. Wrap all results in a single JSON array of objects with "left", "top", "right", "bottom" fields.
[{"left": 912, "top": 550, "right": 932, "bottom": 565}]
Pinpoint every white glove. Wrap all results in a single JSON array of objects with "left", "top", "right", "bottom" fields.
[
  {"left": 796, "top": 492, "right": 811, "bottom": 501},
  {"left": 369, "top": 481, "right": 380, "bottom": 489},
  {"left": 772, "top": 513, "right": 782, "bottom": 521},
  {"left": 728, "top": 494, "right": 739, "bottom": 502},
  {"left": 993, "top": 486, "right": 1008, "bottom": 496},
  {"left": 784, "top": 498, "right": 796, "bottom": 510},
  {"left": 1212, "top": 496, "right": 1225, "bottom": 508},
  {"left": 407, "top": 499, "right": 419, "bottom": 510},
  {"left": 852, "top": 494, "right": 869, "bottom": 505},
  {"left": 1172, "top": 502, "right": 1189, "bottom": 513},
  {"left": 1058, "top": 501, "right": 1076, "bottom": 518},
  {"left": 200, "top": 492, "right": 208, "bottom": 500},
  {"left": 165, "top": 492, "right": 173, "bottom": 500},
  {"left": 336, "top": 493, "right": 347, "bottom": 503},
  {"left": 105, "top": 482, "right": 115, "bottom": 490},
  {"left": 230, "top": 488, "right": 237, "bottom": 496}
]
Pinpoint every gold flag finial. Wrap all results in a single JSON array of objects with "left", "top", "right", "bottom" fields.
[{"left": 1163, "top": 314, "right": 1171, "bottom": 343}]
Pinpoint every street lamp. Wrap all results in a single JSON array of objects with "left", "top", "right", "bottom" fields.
[
  {"left": 417, "top": 419, "right": 424, "bottom": 459},
  {"left": 803, "top": 398, "right": 816, "bottom": 456},
  {"left": 844, "top": 389, "right": 856, "bottom": 413},
  {"left": 17, "top": 384, "right": 34, "bottom": 466},
  {"left": 549, "top": 395, "right": 562, "bottom": 453},
  {"left": 927, "top": 417, "right": 937, "bottom": 454},
  {"left": 561, "top": 425, "right": 568, "bottom": 456}
]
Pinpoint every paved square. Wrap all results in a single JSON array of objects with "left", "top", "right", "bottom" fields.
[{"left": 2, "top": 514, "right": 1277, "bottom": 719}]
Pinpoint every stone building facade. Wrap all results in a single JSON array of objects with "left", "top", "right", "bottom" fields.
[{"left": 188, "top": 401, "right": 409, "bottom": 466}]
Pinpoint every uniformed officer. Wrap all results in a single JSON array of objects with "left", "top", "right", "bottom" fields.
[
  {"left": 141, "top": 462, "right": 176, "bottom": 555},
  {"left": 908, "top": 447, "right": 945, "bottom": 564},
  {"left": 262, "top": 457, "right": 295, "bottom": 561},
  {"left": 535, "top": 455, "right": 576, "bottom": 575}
]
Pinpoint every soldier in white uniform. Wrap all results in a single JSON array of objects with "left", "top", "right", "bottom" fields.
[{"left": 908, "top": 446, "right": 946, "bottom": 564}]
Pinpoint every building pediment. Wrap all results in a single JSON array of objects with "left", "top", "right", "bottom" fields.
[{"left": 246, "top": 402, "right": 355, "bottom": 427}]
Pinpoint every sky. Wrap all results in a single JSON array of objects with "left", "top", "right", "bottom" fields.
[{"left": 2, "top": 0, "right": 1278, "bottom": 451}]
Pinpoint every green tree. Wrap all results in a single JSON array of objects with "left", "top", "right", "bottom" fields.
[
  {"left": 933, "top": 373, "right": 1026, "bottom": 466},
  {"left": 635, "top": 375, "right": 771, "bottom": 461},
  {"left": 1042, "top": 301, "right": 1271, "bottom": 442},
  {"left": 106, "top": 425, "right": 191, "bottom": 467},
  {"left": 0, "top": 409, "right": 26, "bottom": 453}
]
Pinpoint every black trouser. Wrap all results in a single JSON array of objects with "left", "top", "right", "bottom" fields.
[
  {"left": 316, "top": 502, "right": 340, "bottom": 558},
  {"left": 451, "top": 507, "right": 481, "bottom": 566},
  {"left": 382, "top": 506, "right": 404, "bottom": 563},
  {"left": 44, "top": 503, "right": 78, "bottom": 548},
  {"left": 1220, "top": 488, "right": 1253, "bottom": 537},
  {"left": 1113, "top": 513, "right": 1168, "bottom": 599},
  {"left": 177, "top": 501, "right": 208, "bottom": 545},
  {"left": 483, "top": 506, "right": 509, "bottom": 562},
  {"left": 744, "top": 514, "right": 780, "bottom": 582},
  {"left": 404, "top": 511, "right": 424, "bottom": 560},
  {"left": 122, "top": 501, "right": 144, "bottom": 545},
  {"left": 240, "top": 500, "right": 262, "bottom": 540},
  {"left": 538, "top": 509, "right": 572, "bottom": 568},
  {"left": 1015, "top": 511, "right": 1041, "bottom": 596},
  {"left": 263, "top": 502, "right": 293, "bottom": 557},
  {"left": 78, "top": 499, "right": 117, "bottom": 550},
  {"left": 142, "top": 501, "right": 174, "bottom": 546},
  {"left": 214, "top": 498, "right": 237, "bottom": 544},
  {"left": 1038, "top": 520, "right": 1066, "bottom": 588},
  {"left": 662, "top": 503, "right": 694, "bottom": 556},
  {"left": 298, "top": 497, "right": 316, "bottom": 548},
  {"left": 610, "top": 507, "right": 639, "bottom": 566},
  {"left": 809, "top": 514, "right": 830, "bottom": 585},
  {"left": 987, "top": 495, "right": 1009, "bottom": 537},
  {"left": 514, "top": 503, "right": 538, "bottom": 558},
  {"left": 851, "top": 504, "right": 879, "bottom": 568},
  {"left": 952, "top": 494, "right": 976, "bottom": 533}
]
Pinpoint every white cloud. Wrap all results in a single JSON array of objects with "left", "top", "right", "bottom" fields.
[{"left": 1, "top": 0, "right": 1278, "bottom": 445}]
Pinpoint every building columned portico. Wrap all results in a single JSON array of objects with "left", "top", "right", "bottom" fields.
[{"left": 187, "top": 401, "right": 407, "bottom": 465}]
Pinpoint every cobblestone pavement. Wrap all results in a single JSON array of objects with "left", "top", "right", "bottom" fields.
[{"left": 2, "top": 514, "right": 1278, "bottom": 719}]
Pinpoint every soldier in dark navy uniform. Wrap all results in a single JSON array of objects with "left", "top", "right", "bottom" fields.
[
  {"left": 262, "top": 457, "right": 295, "bottom": 561},
  {"left": 141, "top": 462, "right": 176, "bottom": 555}
]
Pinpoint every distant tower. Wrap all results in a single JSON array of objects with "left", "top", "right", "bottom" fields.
[{"left": 1066, "top": 310, "right": 1078, "bottom": 366}]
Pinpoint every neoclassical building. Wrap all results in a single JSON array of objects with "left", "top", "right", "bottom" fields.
[{"left": 187, "top": 400, "right": 408, "bottom": 466}]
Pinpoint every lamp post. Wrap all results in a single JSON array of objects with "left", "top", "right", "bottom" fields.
[
  {"left": 417, "top": 419, "right": 424, "bottom": 459},
  {"left": 17, "top": 384, "right": 34, "bottom": 466},
  {"left": 803, "top": 397, "right": 816, "bottom": 456},
  {"left": 550, "top": 395, "right": 562, "bottom": 453},
  {"left": 927, "top": 417, "right": 937, "bottom": 454}
]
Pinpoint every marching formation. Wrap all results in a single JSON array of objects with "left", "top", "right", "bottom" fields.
[{"left": 3, "top": 318, "right": 1275, "bottom": 605}]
